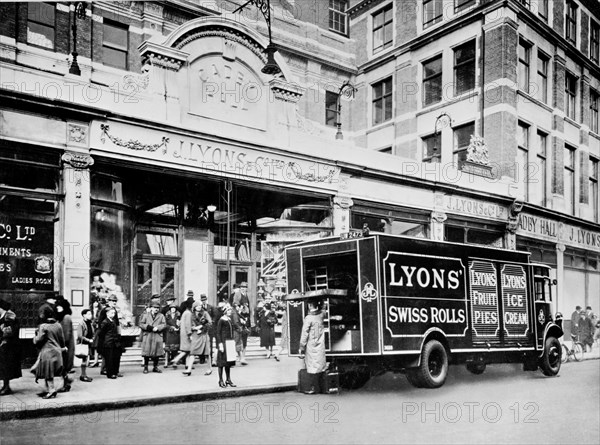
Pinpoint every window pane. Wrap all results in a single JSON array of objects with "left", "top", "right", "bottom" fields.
[
  {"left": 103, "top": 22, "right": 128, "bottom": 49},
  {"left": 103, "top": 46, "right": 127, "bottom": 69},
  {"left": 28, "top": 2, "right": 55, "bottom": 26},
  {"left": 27, "top": 22, "right": 54, "bottom": 49},
  {"left": 424, "top": 57, "right": 442, "bottom": 77}
]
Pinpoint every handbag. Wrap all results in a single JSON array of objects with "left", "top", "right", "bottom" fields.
[
  {"left": 225, "top": 339, "right": 236, "bottom": 362},
  {"left": 75, "top": 343, "right": 89, "bottom": 358}
]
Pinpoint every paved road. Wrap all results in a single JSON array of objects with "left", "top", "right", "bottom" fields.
[{"left": 2, "top": 360, "right": 599, "bottom": 445}]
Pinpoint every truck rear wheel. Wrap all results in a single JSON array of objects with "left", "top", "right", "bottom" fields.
[
  {"left": 539, "top": 336, "right": 561, "bottom": 376},
  {"left": 416, "top": 340, "right": 448, "bottom": 388},
  {"left": 466, "top": 363, "right": 486, "bottom": 375}
]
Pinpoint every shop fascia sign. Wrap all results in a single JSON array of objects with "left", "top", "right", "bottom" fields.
[
  {"left": 517, "top": 213, "right": 600, "bottom": 253},
  {"left": 90, "top": 121, "right": 340, "bottom": 191},
  {"left": 444, "top": 195, "right": 507, "bottom": 221}
]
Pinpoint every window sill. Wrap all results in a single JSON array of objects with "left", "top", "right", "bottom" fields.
[
  {"left": 564, "top": 116, "right": 581, "bottom": 129},
  {"left": 516, "top": 90, "right": 553, "bottom": 112},
  {"left": 367, "top": 120, "right": 394, "bottom": 134}
]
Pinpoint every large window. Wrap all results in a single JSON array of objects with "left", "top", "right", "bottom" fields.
[
  {"left": 27, "top": 2, "right": 55, "bottom": 49},
  {"left": 591, "top": 20, "right": 600, "bottom": 64},
  {"left": 423, "top": 0, "right": 443, "bottom": 28},
  {"left": 565, "top": 0, "right": 578, "bottom": 45},
  {"left": 517, "top": 122, "right": 530, "bottom": 201},
  {"left": 518, "top": 39, "right": 531, "bottom": 93},
  {"left": 423, "top": 55, "right": 443, "bottom": 106},
  {"left": 591, "top": 89, "right": 599, "bottom": 134},
  {"left": 325, "top": 91, "right": 338, "bottom": 127},
  {"left": 454, "top": 40, "right": 476, "bottom": 95},
  {"left": 372, "top": 77, "right": 393, "bottom": 125},
  {"left": 329, "top": 0, "right": 348, "bottom": 36},
  {"left": 537, "top": 52, "right": 549, "bottom": 104},
  {"left": 535, "top": 131, "right": 548, "bottom": 206},
  {"left": 453, "top": 122, "right": 474, "bottom": 169},
  {"left": 565, "top": 72, "right": 577, "bottom": 120},
  {"left": 351, "top": 205, "right": 429, "bottom": 238},
  {"left": 591, "top": 157, "right": 599, "bottom": 222},
  {"left": 103, "top": 20, "right": 128, "bottom": 70},
  {"left": 564, "top": 145, "right": 576, "bottom": 215},
  {"left": 373, "top": 4, "right": 393, "bottom": 54}
]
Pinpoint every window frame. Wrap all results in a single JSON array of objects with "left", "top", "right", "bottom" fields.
[
  {"left": 564, "top": 144, "right": 576, "bottom": 215},
  {"left": 536, "top": 131, "right": 548, "bottom": 206},
  {"left": 518, "top": 39, "right": 531, "bottom": 94},
  {"left": 591, "top": 20, "right": 600, "bottom": 64},
  {"left": 329, "top": 0, "right": 348, "bottom": 36},
  {"left": 537, "top": 51, "right": 549, "bottom": 104},
  {"left": 453, "top": 122, "right": 475, "bottom": 169},
  {"left": 565, "top": 72, "right": 577, "bottom": 120},
  {"left": 423, "top": 0, "right": 443, "bottom": 28},
  {"left": 102, "top": 19, "right": 129, "bottom": 70},
  {"left": 518, "top": 121, "right": 530, "bottom": 201},
  {"left": 590, "top": 88, "right": 599, "bottom": 134},
  {"left": 372, "top": 77, "right": 393, "bottom": 126},
  {"left": 455, "top": 0, "right": 476, "bottom": 14},
  {"left": 325, "top": 90, "right": 338, "bottom": 127},
  {"left": 454, "top": 40, "right": 476, "bottom": 95},
  {"left": 422, "top": 133, "right": 441, "bottom": 162},
  {"left": 423, "top": 54, "right": 443, "bottom": 107},
  {"left": 590, "top": 156, "right": 599, "bottom": 222},
  {"left": 372, "top": 4, "right": 394, "bottom": 54},
  {"left": 565, "top": 0, "right": 578, "bottom": 45},
  {"left": 27, "top": 2, "right": 56, "bottom": 50}
]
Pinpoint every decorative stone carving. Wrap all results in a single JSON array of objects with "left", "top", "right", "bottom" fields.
[
  {"left": 466, "top": 135, "right": 490, "bottom": 165},
  {"left": 223, "top": 39, "right": 237, "bottom": 61},
  {"left": 122, "top": 72, "right": 150, "bottom": 91},
  {"left": 100, "top": 124, "right": 170, "bottom": 153},
  {"left": 333, "top": 196, "right": 354, "bottom": 209},
  {"left": 507, "top": 199, "right": 524, "bottom": 233},
  {"left": 62, "top": 152, "right": 94, "bottom": 169},
  {"left": 67, "top": 124, "right": 87, "bottom": 144},
  {"left": 139, "top": 41, "right": 189, "bottom": 72},
  {"left": 431, "top": 211, "right": 447, "bottom": 223},
  {"left": 270, "top": 78, "right": 304, "bottom": 103}
]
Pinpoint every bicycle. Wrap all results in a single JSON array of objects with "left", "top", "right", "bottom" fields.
[{"left": 561, "top": 335, "right": 584, "bottom": 363}]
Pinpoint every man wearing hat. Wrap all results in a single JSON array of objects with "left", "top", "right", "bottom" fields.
[
  {"left": 180, "top": 290, "right": 195, "bottom": 313},
  {"left": 0, "top": 299, "right": 22, "bottom": 395},
  {"left": 161, "top": 296, "right": 177, "bottom": 316},
  {"left": 38, "top": 292, "right": 57, "bottom": 325},
  {"left": 146, "top": 294, "right": 161, "bottom": 314},
  {"left": 200, "top": 294, "right": 218, "bottom": 366},
  {"left": 138, "top": 301, "right": 167, "bottom": 373}
]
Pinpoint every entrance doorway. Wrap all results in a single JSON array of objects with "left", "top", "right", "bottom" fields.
[
  {"left": 216, "top": 264, "right": 249, "bottom": 303},
  {"left": 134, "top": 259, "right": 178, "bottom": 321}
]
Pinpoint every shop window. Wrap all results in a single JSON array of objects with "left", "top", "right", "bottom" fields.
[
  {"left": 518, "top": 39, "right": 531, "bottom": 94},
  {"left": 27, "top": 2, "right": 55, "bottom": 49},
  {"left": 326, "top": 90, "right": 338, "bottom": 127},
  {"left": 445, "top": 225, "right": 504, "bottom": 247},
  {"left": 329, "top": 0, "right": 348, "bottom": 36},
  {"left": 91, "top": 173, "right": 129, "bottom": 204},
  {"left": 351, "top": 212, "right": 429, "bottom": 238},
  {"left": 0, "top": 148, "right": 59, "bottom": 192},
  {"left": 565, "top": 72, "right": 577, "bottom": 120},
  {"left": 373, "top": 4, "right": 393, "bottom": 54},
  {"left": 591, "top": 20, "right": 600, "bottom": 64},
  {"left": 564, "top": 145, "right": 576, "bottom": 215},
  {"left": 103, "top": 20, "right": 128, "bottom": 70},
  {"left": 565, "top": 0, "right": 578, "bottom": 45},
  {"left": 445, "top": 226, "right": 465, "bottom": 243},
  {"left": 372, "top": 77, "right": 393, "bottom": 125},
  {"left": 454, "top": 40, "right": 476, "bottom": 95},
  {"left": 423, "top": 0, "right": 443, "bottom": 28},
  {"left": 453, "top": 122, "right": 474, "bottom": 169},
  {"left": 455, "top": 0, "right": 475, "bottom": 13},
  {"left": 423, "top": 55, "right": 442, "bottom": 106},
  {"left": 537, "top": 52, "right": 549, "bottom": 104}
]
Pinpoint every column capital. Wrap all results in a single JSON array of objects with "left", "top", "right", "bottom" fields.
[
  {"left": 62, "top": 151, "right": 94, "bottom": 169},
  {"left": 333, "top": 195, "right": 354, "bottom": 209}
]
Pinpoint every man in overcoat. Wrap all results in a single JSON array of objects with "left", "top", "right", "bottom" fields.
[{"left": 139, "top": 302, "right": 167, "bottom": 373}]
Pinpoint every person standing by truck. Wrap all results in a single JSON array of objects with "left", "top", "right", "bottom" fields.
[{"left": 299, "top": 300, "right": 327, "bottom": 394}]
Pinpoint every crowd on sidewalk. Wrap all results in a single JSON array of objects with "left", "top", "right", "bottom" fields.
[
  {"left": 0, "top": 282, "right": 291, "bottom": 399},
  {"left": 567, "top": 304, "right": 600, "bottom": 351}
]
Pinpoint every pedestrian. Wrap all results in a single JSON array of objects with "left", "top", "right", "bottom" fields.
[
  {"left": 170, "top": 296, "right": 194, "bottom": 370},
  {"left": 299, "top": 299, "right": 327, "bottom": 395},
  {"left": 258, "top": 302, "right": 277, "bottom": 358},
  {"left": 32, "top": 313, "right": 66, "bottom": 399},
  {"left": 161, "top": 296, "right": 177, "bottom": 316},
  {"left": 97, "top": 307, "right": 122, "bottom": 379},
  {"left": 216, "top": 304, "right": 236, "bottom": 388},
  {"left": 38, "top": 292, "right": 57, "bottom": 324},
  {"left": 184, "top": 301, "right": 212, "bottom": 376},
  {"left": 76, "top": 309, "right": 94, "bottom": 382},
  {"left": 234, "top": 302, "right": 250, "bottom": 365},
  {"left": 89, "top": 298, "right": 103, "bottom": 367},
  {"left": 570, "top": 305, "right": 582, "bottom": 341},
  {"left": 55, "top": 298, "right": 74, "bottom": 393},
  {"left": 0, "top": 299, "right": 22, "bottom": 395},
  {"left": 163, "top": 303, "right": 180, "bottom": 368},
  {"left": 200, "top": 294, "right": 218, "bottom": 367},
  {"left": 139, "top": 302, "right": 167, "bottom": 374},
  {"left": 578, "top": 310, "right": 594, "bottom": 352},
  {"left": 98, "top": 294, "right": 119, "bottom": 375},
  {"left": 274, "top": 305, "right": 288, "bottom": 362},
  {"left": 179, "top": 290, "right": 195, "bottom": 313}
]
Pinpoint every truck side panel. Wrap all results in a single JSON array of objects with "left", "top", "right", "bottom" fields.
[{"left": 358, "top": 237, "right": 380, "bottom": 354}]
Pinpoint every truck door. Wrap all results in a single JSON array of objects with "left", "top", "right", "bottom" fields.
[
  {"left": 357, "top": 237, "right": 380, "bottom": 354},
  {"left": 532, "top": 266, "right": 554, "bottom": 350}
]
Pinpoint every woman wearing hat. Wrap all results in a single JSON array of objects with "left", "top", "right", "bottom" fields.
[
  {"left": 139, "top": 302, "right": 167, "bottom": 373},
  {"left": 55, "top": 299, "right": 75, "bottom": 392},
  {"left": 258, "top": 302, "right": 277, "bottom": 359},
  {"left": 0, "top": 299, "right": 22, "bottom": 395},
  {"left": 33, "top": 312, "right": 66, "bottom": 398},
  {"left": 170, "top": 297, "right": 194, "bottom": 371},
  {"left": 216, "top": 304, "right": 236, "bottom": 388},
  {"left": 163, "top": 303, "right": 180, "bottom": 368},
  {"left": 185, "top": 301, "right": 212, "bottom": 376}
]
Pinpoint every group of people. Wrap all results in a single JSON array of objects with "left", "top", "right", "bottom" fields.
[{"left": 570, "top": 305, "right": 599, "bottom": 352}]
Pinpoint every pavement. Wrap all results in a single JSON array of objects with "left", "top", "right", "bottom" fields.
[
  {"left": 1, "top": 344, "right": 598, "bottom": 421},
  {"left": 0, "top": 354, "right": 300, "bottom": 421}
]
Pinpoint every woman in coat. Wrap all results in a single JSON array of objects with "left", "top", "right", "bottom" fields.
[
  {"left": 163, "top": 304, "right": 180, "bottom": 367},
  {"left": 258, "top": 302, "right": 277, "bottom": 358},
  {"left": 274, "top": 306, "right": 288, "bottom": 362},
  {"left": 139, "top": 302, "right": 167, "bottom": 373},
  {"left": 185, "top": 301, "right": 212, "bottom": 376},
  {"left": 169, "top": 297, "right": 194, "bottom": 371},
  {"left": 97, "top": 307, "right": 122, "bottom": 379},
  {"left": 299, "top": 299, "right": 327, "bottom": 394},
  {"left": 56, "top": 299, "right": 75, "bottom": 392},
  {"left": 0, "top": 299, "right": 22, "bottom": 395},
  {"left": 216, "top": 304, "right": 236, "bottom": 388},
  {"left": 33, "top": 314, "right": 66, "bottom": 398}
]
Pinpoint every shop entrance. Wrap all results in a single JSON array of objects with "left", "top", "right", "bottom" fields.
[
  {"left": 216, "top": 263, "right": 249, "bottom": 303},
  {"left": 134, "top": 258, "right": 179, "bottom": 321}
]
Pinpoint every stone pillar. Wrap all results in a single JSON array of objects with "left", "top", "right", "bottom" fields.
[
  {"left": 431, "top": 211, "right": 447, "bottom": 242},
  {"left": 555, "top": 242, "right": 566, "bottom": 314},
  {"left": 207, "top": 230, "right": 216, "bottom": 306},
  {"left": 61, "top": 136, "right": 94, "bottom": 324},
  {"left": 332, "top": 196, "right": 353, "bottom": 236}
]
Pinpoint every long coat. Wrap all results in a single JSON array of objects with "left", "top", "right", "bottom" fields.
[
  {"left": 258, "top": 309, "right": 277, "bottom": 348},
  {"left": 33, "top": 321, "right": 65, "bottom": 380},
  {"left": 59, "top": 314, "right": 75, "bottom": 373},
  {"left": 299, "top": 310, "right": 327, "bottom": 374},
  {"left": 139, "top": 312, "right": 166, "bottom": 357},
  {"left": 164, "top": 310, "right": 180, "bottom": 352},
  {"left": 190, "top": 310, "right": 211, "bottom": 356},
  {"left": 0, "top": 310, "right": 22, "bottom": 381},
  {"left": 97, "top": 318, "right": 121, "bottom": 350},
  {"left": 178, "top": 309, "right": 193, "bottom": 352},
  {"left": 216, "top": 316, "right": 236, "bottom": 367}
]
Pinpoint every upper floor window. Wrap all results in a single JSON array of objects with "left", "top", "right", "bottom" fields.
[
  {"left": 455, "top": 0, "right": 476, "bottom": 13},
  {"left": 325, "top": 91, "right": 338, "bottom": 127},
  {"left": 518, "top": 39, "right": 531, "bottom": 93},
  {"left": 564, "top": 144, "right": 576, "bottom": 215},
  {"left": 590, "top": 156, "right": 599, "bottom": 222},
  {"left": 565, "top": 72, "right": 577, "bottom": 120},
  {"left": 591, "top": 20, "right": 600, "bottom": 64},
  {"left": 103, "top": 20, "right": 128, "bottom": 70},
  {"left": 535, "top": 131, "right": 548, "bottom": 206},
  {"left": 372, "top": 77, "right": 393, "bottom": 125},
  {"left": 454, "top": 40, "right": 476, "bottom": 95},
  {"left": 453, "top": 122, "right": 475, "bottom": 169},
  {"left": 423, "top": 55, "right": 443, "bottom": 106},
  {"left": 517, "top": 121, "right": 530, "bottom": 201},
  {"left": 422, "top": 133, "right": 441, "bottom": 163},
  {"left": 423, "top": 0, "right": 443, "bottom": 28},
  {"left": 565, "top": 0, "right": 578, "bottom": 45},
  {"left": 329, "top": 0, "right": 348, "bottom": 36},
  {"left": 537, "top": 0, "right": 548, "bottom": 20},
  {"left": 27, "top": 2, "right": 55, "bottom": 49},
  {"left": 373, "top": 4, "right": 393, "bottom": 54},
  {"left": 590, "top": 89, "right": 599, "bottom": 134},
  {"left": 537, "top": 52, "right": 549, "bottom": 104}
]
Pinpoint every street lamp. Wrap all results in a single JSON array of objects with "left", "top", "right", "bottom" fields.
[
  {"left": 69, "top": 2, "right": 86, "bottom": 76},
  {"left": 233, "top": 0, "right": 281, "bottom": 75},
  {"left": 423, "top": 112, "right": 452, "bottom": 163},
  {"left": 335, "top": 81, "right": 357, "bottom": 140}
]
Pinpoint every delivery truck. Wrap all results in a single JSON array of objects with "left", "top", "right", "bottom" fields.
[{"left": 285, "top": 232, "right": 563, "bottom": 389}]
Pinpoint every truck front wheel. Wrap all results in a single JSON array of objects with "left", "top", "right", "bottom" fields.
[
  {"left": 539, "top": 336, "right": 561, "bottom": 376},
  {"left": 416, "top": 340, "right": 449, "bottom": 388}
]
